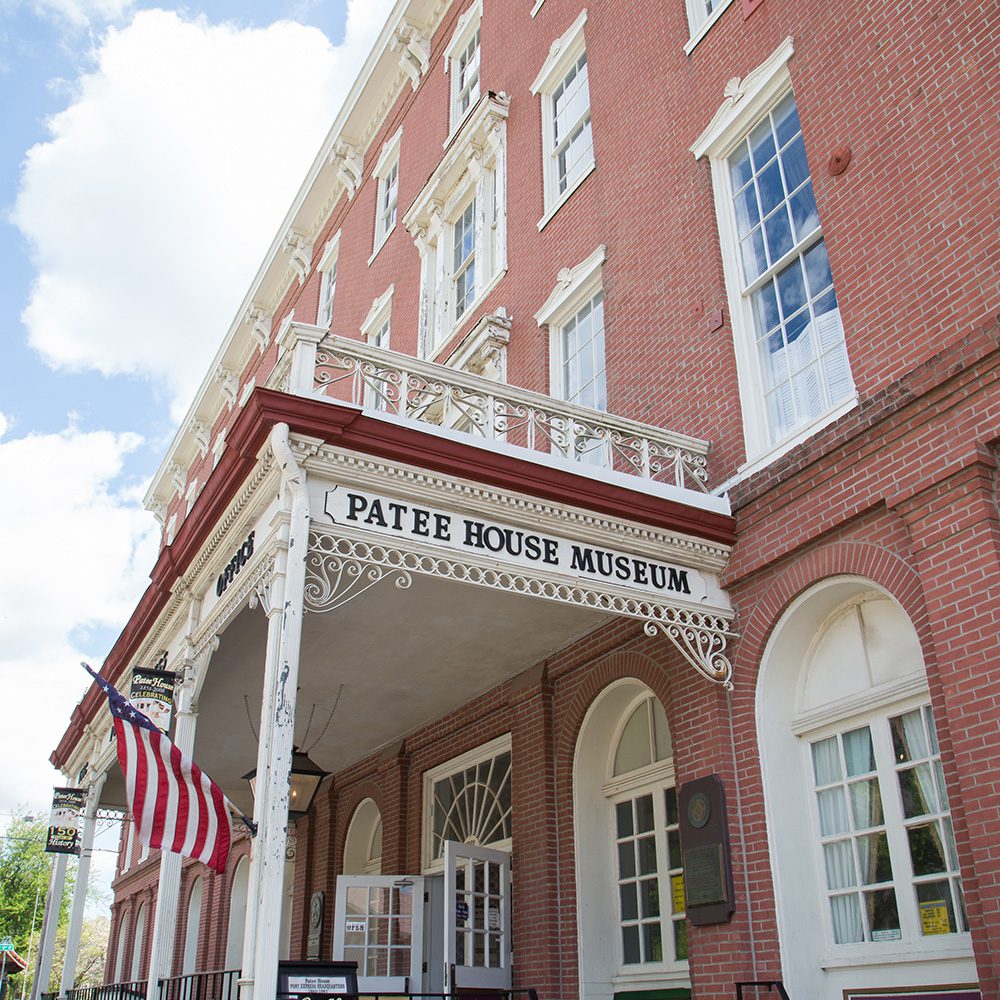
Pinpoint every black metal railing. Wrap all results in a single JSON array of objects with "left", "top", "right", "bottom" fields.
[
  {"left": 67, "top": 982, "right": 147, "bottom": 1000},
  {"left": 735, "top": 982, "right": 790, "bottom": 1000},
  {"left": 159, "top": 969, "right": 240, "bottom": 1000}
]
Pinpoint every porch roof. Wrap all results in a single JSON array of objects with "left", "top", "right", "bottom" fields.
[{"left": 51, "top": 387, "right": 735, "bottom": 771}]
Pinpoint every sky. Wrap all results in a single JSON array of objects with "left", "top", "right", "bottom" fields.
[{"left": 0, "top": 0, "right": 395, "bottom": 913}]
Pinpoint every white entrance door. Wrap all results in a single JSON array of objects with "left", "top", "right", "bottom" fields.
[
  {"left": 444, "top": 841, "right": 512, "bottom": 992},
  {"left": 332, "top": 875, "right": 424, "bottom": 993}
]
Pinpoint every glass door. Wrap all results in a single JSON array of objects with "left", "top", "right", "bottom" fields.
[
  {"left": 332, "top": 875, "right": 424, "bottom": 993},
  {"left": 444, "top": 841, "right": 512, "bottom": 991}
]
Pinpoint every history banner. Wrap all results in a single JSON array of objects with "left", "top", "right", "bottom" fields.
[{"left": 44, "top": 787, "right": 87, "bottom": 855}]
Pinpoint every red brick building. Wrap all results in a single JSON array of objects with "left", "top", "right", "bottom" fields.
[{"left": 45, "top": 1, "right": 998, "bottom": 999}]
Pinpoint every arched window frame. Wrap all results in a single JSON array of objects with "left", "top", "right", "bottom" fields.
[
  {"left": 602, "top": 693, "right": 687, "bottom": 977},
  {"left": 181, "top": 876, "right": 204, "bottom": 975},
  {"left": 757, "top": 580, "right": 975, "bottom": 997},
  {"left": 113, "top": 908, "right": 130, "bottom": 983}
]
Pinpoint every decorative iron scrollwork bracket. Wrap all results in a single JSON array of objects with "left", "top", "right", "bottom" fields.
[
  {"left": 304, "top": 544, "right": 412, "bottom": 614},
  {"left": 644, "top": 609, "right": 736, "bottom": 690}
]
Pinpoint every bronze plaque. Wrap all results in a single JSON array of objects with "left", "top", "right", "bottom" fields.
[{"left": 683, "top": 843, "right": 728, "bottom": 907}]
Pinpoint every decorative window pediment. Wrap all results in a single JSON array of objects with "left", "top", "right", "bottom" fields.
[{"left": 404, "top": 93, "right": 509, "bottom": 359}]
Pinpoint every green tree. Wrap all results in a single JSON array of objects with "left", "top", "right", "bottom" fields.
[{"left": 0, "top": 812, "right": 76, "bottom": 995}]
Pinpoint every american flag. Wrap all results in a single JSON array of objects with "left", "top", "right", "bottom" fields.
[{"left": 83, "top": 662, "right": 234, "bottom": 873}]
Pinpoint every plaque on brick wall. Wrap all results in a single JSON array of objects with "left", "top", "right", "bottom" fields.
[
  {"left": 307, "top": 890, "right": 325, "bottom": 959},
  {"left": 679, "top": 774, "right": 735, "bottom": 925}
]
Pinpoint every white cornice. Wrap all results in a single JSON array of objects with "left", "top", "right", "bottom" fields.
[{"left": 144, "top": 0, "right": 453, "bottom": 518}]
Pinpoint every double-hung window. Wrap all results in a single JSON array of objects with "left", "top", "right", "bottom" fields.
[
  {"left": 360, "top": 285, "right": 394, "bottom": 412},
  {"left": 809, "top": 703, "right": 966, "bottom": 946},
  {"left": 693, "top": 39, "right": 855, "bottom": 465},
  {"left": 531, "top": 10, "right": 595, "bottom": 228},
  {"left": 607, "top": 695, "right": 687, "bottom": 971},
  {"left": 371, "top": 128, "right": 402, "bottom": 260},
  {"left": 446, "top": 3, "right": 482, "bottom": 133},
  {"left": 316, "top": 231, "right": 340, "bottom": 328},
  {"left": 405, "top": 94, "right": 509, "bottom": 358}
]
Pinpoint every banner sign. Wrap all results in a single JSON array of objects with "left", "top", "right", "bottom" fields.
[
  {"left": 45, "top": 787, "right": 87, "bottom": 855},
  {"left": 130, "top": 667, "right": 178, "bottom": 733},
  {"left": 324, "top": 485, "right": 708, "bottom": 601}
]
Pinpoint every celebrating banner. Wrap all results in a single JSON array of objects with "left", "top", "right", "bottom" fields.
[
  {"left": 129, "top": 666, "right": 177, "bottom": 733},
  {"left": 45, "top": 787, "right": 87, "bottom": 855}
]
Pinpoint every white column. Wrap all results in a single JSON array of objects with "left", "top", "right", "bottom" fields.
[
  {"left": 144, "top": 694, "right": 199, "bottom": 1000},
  {"left": 59, "top": 775, "right": 106, "bottom": 997},
  {"left": 31, "top": 853, "right": 69, "bottom": 1000},
  {"left": 277, "top": 320, "right": 324, "bottom": 397},
  {"left": 239, "top": 424, "right": 310, "bottom": 1000}
]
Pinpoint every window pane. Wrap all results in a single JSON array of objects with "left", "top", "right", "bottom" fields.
[
  {"left": 639, "top": 878, "right": 660, "bottom": 918},
  {"left": 616, "top": 801, "right": 634, "bottom": 839},
  {"left": 618, "top": 841, "right": 636, "bottom": 879},
  {"left": 642, "top": 923, "right": 662, "bottom": 963},
  {"left": 830, "top": 893, "right": 864, "bottom": 944},
  {"left": 812, "top": 737, "right": 842, "bottom": 785},
  {"left": 817, "top": 787, "right": 849, "bottom": 836},
  {"left": 916, "top": 880, "right": 958, "bottom": 935},
  {"left": 856, "top": 832, "right": 893, "bottom": 884},
  {"left": 664, "top": 787, "right": 678, "bottom": 827},
  {"left": 864, "top": 888, "right": 900, "bottom": 939},
  {"left": 907, "top": 822, "right": 947, "bottom": 875},
  {"left": 891, "top": 709, "right": 929, "bottom": 762},
  {"left": 823, "top": 840, "right": 856, "bottom": 890},
  {"left": 637, "top": 835, "right": 657, "bottom": 875},
  {"left": 622, "top": 925, "right": 640, "bottom": 964},
  {"left": 652, "top": 698, "right": 672, "bottom": 761},
  {"left": 849, "top": 779, "right": 883, "bottom": 829},
  {"left": 898, "top": 764, "right": 937, "bottom": 818},
  {"left": 674, "top": 918, "right": 687, "bottom": 960},
  {"left": 619, "top": 882, "right": 638, "bottom": 920},
  {"left": 635, "top": 795, "right": 655, "bottom": 834},
  {"left": 842, "top": 727, "right": 875, "bottom": 776}
]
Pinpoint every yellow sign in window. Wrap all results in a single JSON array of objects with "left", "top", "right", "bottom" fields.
[
  {"left": 671, "top": 874, "right": 686, "bottom": 914},
  {"left": 919, "top": 899, "right": 951, "bottom": 935}
]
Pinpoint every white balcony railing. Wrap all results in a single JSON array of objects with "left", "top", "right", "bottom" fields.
[{"left": 272, "top": 328, "right": 711, "bottom": 492}]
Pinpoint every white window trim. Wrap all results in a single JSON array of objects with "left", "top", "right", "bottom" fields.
[
  {"left": 405, "top": 94, "right": 509, "bottom": 361},
  {"left": 799, "top": 697, "right": 973, "bottom": 967},
  {"left": 531, "top": 9, "right": 594, "bottom": 228},
  {"left": 692, "top": 37, "right": 853, "bottom": 465},
  {"left": 370, "top": 127, "right": 403, "bottom": 263},
  {"left": 530, "top": 0, "right": 548, "bottom": 16},
  {"left": 444, "top": 0, "right": 482, "bottom": 139},
  {"left": 360, "top": 284, "right": 394, "bottom": 345},
  {"left": 316, "top": 229, "right": 341, "bottom": 328},
  {"left": 536, "top": 243, "right": 606, "bottom": 399},
  {"left": 683, "top": 0, "right": 735, "bottom": 56},
  {"left": 422, "top": 732, "right": 512, "bottom": 873}
]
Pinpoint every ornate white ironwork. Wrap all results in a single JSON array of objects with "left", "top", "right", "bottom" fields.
[
  {"left": 313, "top": 335, "right": 710, "bottom": 491},
  {"left": 307, "top": 528, "right": 734, "bottom": 686},
  {"left": 304, "top": 545, "right": 412, "bottom": 614},
  {"left": 644, "top": 613, "right": 735, "bottom": 690}
]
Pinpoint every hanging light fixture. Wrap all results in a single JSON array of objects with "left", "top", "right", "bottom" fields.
[{"left": 243, "top": 747, "right": 330, "bottom": 820}]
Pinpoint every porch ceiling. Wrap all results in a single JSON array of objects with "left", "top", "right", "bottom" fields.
[{"left": 188, "top": 570, "right": 608, "bottom": 814}]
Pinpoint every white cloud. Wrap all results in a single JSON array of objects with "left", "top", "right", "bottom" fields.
[
  {"left": 31, "top": 0, "right": 132, "bottom": 30},
  {"left": 13, "top": 1, "right": 394, "bottom": 420},
  {"left": 0, "top": 423, "right": 159, "bottom": 810}
]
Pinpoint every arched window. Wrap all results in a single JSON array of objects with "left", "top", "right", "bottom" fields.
[
  {"left": 181, "top": 877, "right": 204, "bottom": 975},
  {"left": 343, "top": 799, "right": 383, "bottom": 875},
  {"left": 129, "top": 903, "right": 146, "bottom": 982},
  {"left": 758, "top": 582, "right": 975, "bottom": 996},
  {"left": 113, "top": 910, "right": 129, "bottom": 982},
  {"left": 574, "top": 680, "right": 688, "bottom": 1000},
  {"left": 225, "top": 856, "right": 250, "bottom": 970}
]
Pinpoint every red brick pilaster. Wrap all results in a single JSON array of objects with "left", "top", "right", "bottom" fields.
[
  {"left": 890, "top": 452, "right": 1000, "bottom": 994},
  {"left": 508, "top": 663, "right": 559, "bottom": 999}
]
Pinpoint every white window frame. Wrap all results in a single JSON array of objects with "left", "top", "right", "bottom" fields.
[
  {"left": 444, "top": 0, "right": 482, "bottom": 137},
  {"left": 683, "top": 0, "right": 735, "bottom": 56},
  {"left": 422, "top": 733, "right": 512, "bottom": 873},
  {"left": 603, "top": 694, "right": 687, "bottom": 980},
  {"left": 404, "top": 94, "right": 509, "bottom": 360},
  {"left": 692, "top": 37, "right": 857, "bottom": 469},
  {"left": 371, "top": 127, "right": 402, "bottom": 262},
  {"left": 316, "top": 230, "right": 341, "bottom": 328},
  {"left": 360, "top": 285, "right": 394, "bottom": 411},
  {"left": 531, "top": 9, "right": 595, "bottom": 230},
  {"left": 536, "top": 243, "right": 607, "bottom": 407},
  {"left": 800, "top": 696, "right": 970, "bottom": 960}
]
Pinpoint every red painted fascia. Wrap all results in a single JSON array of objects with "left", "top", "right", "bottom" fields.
[{"left": 52, "top": 388, "right": 734, "bottom": 768}]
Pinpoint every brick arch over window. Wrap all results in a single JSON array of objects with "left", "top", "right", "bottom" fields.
[
  {"left": 335, "top": 779, "right": 387, "bottom": 874},
  {"left": 731, "top": 540, "right": 932, "bottom": 680},
  {"left": 110, "top": 905, "right": 130, "bottom": 982}
]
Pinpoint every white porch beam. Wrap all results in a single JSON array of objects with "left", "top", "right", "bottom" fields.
[
  {"left": 240, "top": 424, "right": 310, "bottom": 1000},
  {"left": 31, "top": 852, "right": 68, "bottom": 1000},
  {"left": 59, "top": 775, "right": 106, "bottom": 998}
]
